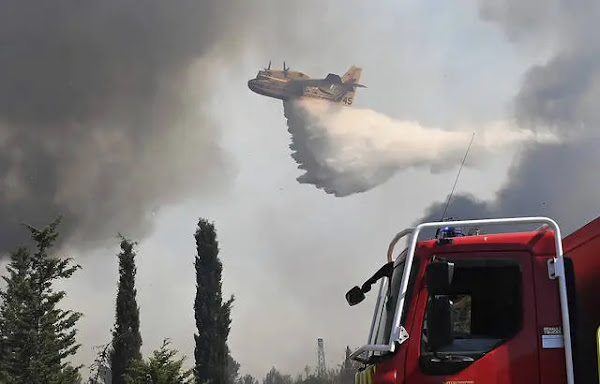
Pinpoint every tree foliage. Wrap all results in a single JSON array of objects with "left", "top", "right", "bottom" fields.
[
  {"left": 193, "top": 218, "right": 235, "bottom": 384},
  {"left": 0, "top": 215, "right": 361, "bottom": 384},
  {"left": 0, "top": 217, "right": 83, "bottom": 383},
  {"left": 338, "top": 346, "right": 360, "bottom": 384},
  {"left": 243, "top": 346, "right": 361, "bottom": 384},
  {"left": 263, "top": 368, "right": 294, "bottom": 384},
  {"left": 110, "top": 235, "right": 142, "bottom": 384},
  {"left": 87, "top": 340, "right": 113, "bottom": 384},
  {"left": 226, "top": 351, "right": 241, "bottom": 384},
  {"left": 237, "top": 374, "right": 259, "bottom": 384},
  {"left": 123, "top": 338, "right": 194, "bottom": 384}
]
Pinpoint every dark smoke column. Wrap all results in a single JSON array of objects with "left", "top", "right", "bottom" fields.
[{"left": 0, "top": 0, "right": 252, "bottom": 257}]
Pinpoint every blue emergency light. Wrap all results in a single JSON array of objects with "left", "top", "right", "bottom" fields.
[{"left": 437, "top": 225, "right": 463, "bottom": 238}]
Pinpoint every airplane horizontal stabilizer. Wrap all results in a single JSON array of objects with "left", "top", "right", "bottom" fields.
[{"left": 342, "top": 82, "right": 366, "bottom": 89}]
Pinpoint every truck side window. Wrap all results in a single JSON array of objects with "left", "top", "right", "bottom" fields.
[
  {"left": 420, "top": 259, "right": 522, "bottom": 375},
  {"left": 452, "top": 294, "right": 472, "bottom": 335}
]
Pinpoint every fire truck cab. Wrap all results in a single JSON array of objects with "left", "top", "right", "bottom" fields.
[{"left": 346, "top": 216, "right": 600, "bottom": 384}]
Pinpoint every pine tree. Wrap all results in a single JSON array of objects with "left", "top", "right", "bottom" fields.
[
  {"left": 193, "top": 218, "right": 234, "bottom": 384},
  {"left": 110, "top": 235, "right": 142, "bottom": 384},
  {"left": 123, "top": 339, "right": 193, "bottom": 384},
  {"left": 0, "top": 218, "right": 83, "bottom": 383}
]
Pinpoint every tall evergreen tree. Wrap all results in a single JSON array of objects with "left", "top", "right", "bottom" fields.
[
  {"left": 193, "top": 218, "right": 234, "bottom": 384},
  {"left": 0, "top": 218, "right": 82, "bottom": 384},
  {"left": 110, "top": 235, "right": 142, "bottom": 384}
]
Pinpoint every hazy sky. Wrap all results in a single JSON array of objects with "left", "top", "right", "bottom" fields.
[
  {"left": 62, "top": 0, "right": 531, "bottom": 378},
  {"left": 3, "top": 0, "right": 595, "bottom": 381}
]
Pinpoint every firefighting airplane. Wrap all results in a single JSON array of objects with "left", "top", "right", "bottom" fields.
[{"left": 247, "top": 61, "right": 365, "bottom": 106}]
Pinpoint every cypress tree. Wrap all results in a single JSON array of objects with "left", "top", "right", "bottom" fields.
[
  {"left": 110, "top": 235, "right": 142, "bottom": 384},
  {"left": 193, "top": 218, "right": 234, "bottom": 384},
  {"left": 0, "top": 218, "right": 82, "bottom": 383}
]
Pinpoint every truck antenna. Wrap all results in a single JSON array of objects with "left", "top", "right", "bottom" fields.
[{"left": 440, "top": 132, "right": 475, "bottom": 221}]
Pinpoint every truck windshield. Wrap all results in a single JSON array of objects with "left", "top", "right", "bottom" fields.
[
  {"left": 372, "top": 252, "right": 420, "bottom": 347},
  {"left": 420, "top": 258, "right": 522, "bottom": 375}
]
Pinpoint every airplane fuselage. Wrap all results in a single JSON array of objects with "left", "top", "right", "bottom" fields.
[
  {"left": 247, "top": 77, "right": 295, "bottom": 100},
  {"left": 248, "top": 66, "right": 364, "bottom": 106}
]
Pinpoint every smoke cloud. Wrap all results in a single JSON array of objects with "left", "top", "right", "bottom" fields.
[
  {"left": 283, "top": 98, "right": 556, "bottom": 197},
  {"left": 0, "top": 0, "right": 264, "bottom": 255},
  {"left": 416, "top": 0, "right": 600, "bottom": 235}
]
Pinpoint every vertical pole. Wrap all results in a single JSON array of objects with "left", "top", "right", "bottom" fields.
[{"left": 317, "top": 338, "right": 326, "bottom": 377}]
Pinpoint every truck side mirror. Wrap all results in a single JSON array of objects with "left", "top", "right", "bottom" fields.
[
  {"left": 426, "top": 260, "right": 454, "bottom": 295},
  {"left": 345, "top": 286, "right": 365, "bottom": 306},
  {"left": 426, "top": 295, "right": 454, "bottom": 351},
  {"left": 345, "top": 261, "right": 393, "bottom": 306}
]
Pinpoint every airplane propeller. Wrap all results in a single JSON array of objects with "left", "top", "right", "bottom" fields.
[{"left": 283, "top": 61, "right": 289, "bottom": 76}]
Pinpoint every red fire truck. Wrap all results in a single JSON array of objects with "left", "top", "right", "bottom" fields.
[{"left": 346, "top": 216, "right": 600, "bottom": 384}]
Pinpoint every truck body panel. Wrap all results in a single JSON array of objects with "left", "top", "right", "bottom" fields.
[
  {"left": 563, "top": 216, "right": 600, "bottom": 383},
  {"left": 352, "top": 216, "right": 600, "bottom": 384}
]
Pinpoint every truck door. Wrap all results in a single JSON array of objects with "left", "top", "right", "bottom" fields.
[{"left": 403, "top": 253, "right": 540, "bottom": 384}]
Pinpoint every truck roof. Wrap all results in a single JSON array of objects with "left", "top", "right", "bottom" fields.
[{"left": 415, "top": 228, "right": 559, "bottom": 256}]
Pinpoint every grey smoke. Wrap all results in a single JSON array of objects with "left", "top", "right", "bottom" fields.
[
  {"left": 416, "top": 0, "right": 600, "bottom": 235},
  {"left": 0, "top": 0, "right": 267, "bottom": 255}
]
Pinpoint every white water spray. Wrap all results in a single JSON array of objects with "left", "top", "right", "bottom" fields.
[{"left": 283, "top": 99, "right": 557, "bottom": 197}]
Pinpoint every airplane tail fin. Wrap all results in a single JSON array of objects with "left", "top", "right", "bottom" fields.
[
  {"left": 341, "top": 66, "right": 362, "bottom": 84},
  {"left": 338, "top": 66, "right": 363, "bottom": 106}
]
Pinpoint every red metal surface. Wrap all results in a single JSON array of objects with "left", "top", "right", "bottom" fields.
[
  {"left": 367, "top": 228, "right": 565, "bottom": 384},
  {"left": 563, "top": 216, "right": 600, "bottom": 382},
  {"left": 403, "top": 250, "right": 540, "bottom": 384}
]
